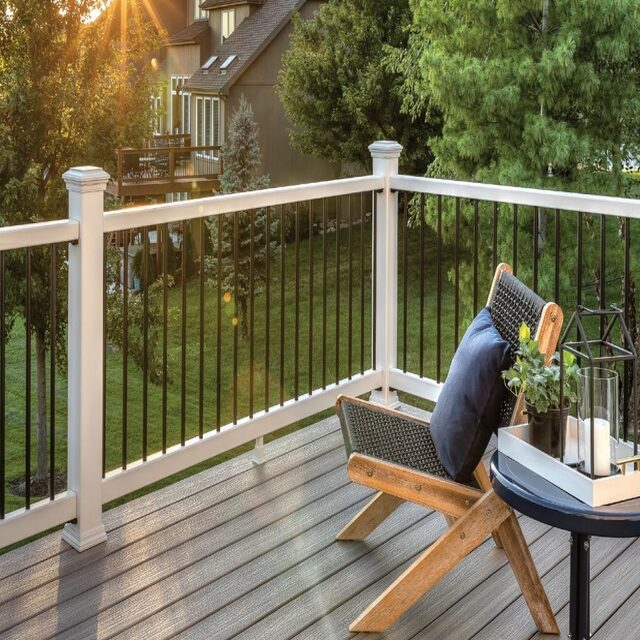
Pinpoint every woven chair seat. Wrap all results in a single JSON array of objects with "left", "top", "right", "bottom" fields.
[{"left": 339, "top": 399, "right": 450, "bottom": 479}]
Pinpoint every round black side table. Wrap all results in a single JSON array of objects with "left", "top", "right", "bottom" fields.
[{"left": 491, "top": 451, "right": 640, "bottom": 640}]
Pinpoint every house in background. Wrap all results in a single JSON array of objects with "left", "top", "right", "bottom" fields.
[{"left": 111, "top": 0, "right": 338, "bottom": 201}]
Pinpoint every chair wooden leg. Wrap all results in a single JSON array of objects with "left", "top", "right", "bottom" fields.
[
  {"left": 349, "top": 490, "right": 511, "bottom": 633},
  {"left": 336, "top": 492, "right": 404, "bottom": 541},
  {"left": 497, "top": 511, "right": 560, "bottom": 635},
  {"left": 473, "top": 462, "right": 503, "bottom": 549}
]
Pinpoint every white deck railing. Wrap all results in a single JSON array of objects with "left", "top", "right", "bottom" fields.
[{"left": 1, "top": 140, "right": 639, "bottom": 551}]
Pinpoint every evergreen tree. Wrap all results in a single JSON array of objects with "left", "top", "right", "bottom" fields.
[
  {"left": 207, "top": 96, "right": 276, "bottom": 337},
  {"left": 395, "top": 0, "right": 640, "bottom": 323},
  {"left": 400, "top": 0, "right": 640, "bottom": 192},
  {"left": 0, "top": 0, "right": 159, "bottom": 487},
  {"left": 277, "top": 0, "right": 440, "bottom": 174}
]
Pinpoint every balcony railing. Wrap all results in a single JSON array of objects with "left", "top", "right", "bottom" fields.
[
  {"left": 1, "top": 140, "right": 639, "bottom": 552},
  {"left": 109, "top": 145, "right": 223, "bottom": 198}
]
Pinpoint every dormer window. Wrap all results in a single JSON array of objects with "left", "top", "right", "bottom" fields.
[
  {"left": 221, "top": 8, "right": 235, "bottom": 42},
  {"left": 194, "top": 0, "right": 207, "bottom": 20}
]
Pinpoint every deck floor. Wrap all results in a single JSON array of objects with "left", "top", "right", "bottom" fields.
[{"left": 1, "top": 410, "right": 639, "bottom": 640}]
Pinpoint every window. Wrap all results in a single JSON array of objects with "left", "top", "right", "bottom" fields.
[
  {"left": 194, "top": 0, "right": 207, "bottom": 20},
  {"left": 150, "top": 92, "right": 163, "bottom": 135},
  {"left": 202, "top": 55, "right": 218, "bottom": 70},
  {"left": 170, "top": 77, "right": 191, "bottom": 135},
  {"left": 195, "top": 96, "right": 221, "bottom": 157},
  {"left": 220, "top": 55, "right": 236, "bottom": 71},
  {"left": 221, "top": 9, "right": 235, "bottom": 41}
]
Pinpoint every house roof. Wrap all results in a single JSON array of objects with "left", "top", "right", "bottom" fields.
[
  {"left": 184, "top": 0, "right": 305, "bottom": 94},
  {"left": 200, "top": 0, "right": 263, "bottom": 8},
  {"left": 165, "top": 19, "right": 210, "bottom": 46}
]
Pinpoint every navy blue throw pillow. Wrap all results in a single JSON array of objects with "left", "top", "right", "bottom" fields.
[{"left": 430, "top": 307, "right": 511, "bottom": 482}]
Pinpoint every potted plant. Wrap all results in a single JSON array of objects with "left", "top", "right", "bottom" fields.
[{"left": 502, "top": 323, "right": 579, "bottom": 457}]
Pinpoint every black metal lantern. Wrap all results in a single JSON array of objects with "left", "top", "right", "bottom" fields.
[{"left": 559, "top": 306, "right": 638, "bottom": 479}]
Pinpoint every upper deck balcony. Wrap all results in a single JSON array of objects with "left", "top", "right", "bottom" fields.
[{"left": 108, "top": 134, "right": 222, "bottom": 199}]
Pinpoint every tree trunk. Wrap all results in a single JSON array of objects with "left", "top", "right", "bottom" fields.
[{"left": 35, "top": 329, "right": 48, "bottom": 482}]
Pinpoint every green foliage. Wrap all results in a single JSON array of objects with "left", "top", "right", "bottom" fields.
[
  {"left": 503, "top": 322, "right": 579, "bottom": 413},
  {"left": 0, "top": 0, "right": 160, "bottom": 478},
  {"left": 277, "top": 0, "right": 440, "bottom": 173},
  {"left": 399, "top": 1, "right": 640, "bottom": 334},
  {"left": 401, "top": 0, "right": 640, "bottom": 191},
  {"left": 206, "top": 96, "right": 278, "bottom": 337}
]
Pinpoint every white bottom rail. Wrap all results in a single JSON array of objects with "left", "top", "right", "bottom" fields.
[
  {"left": 390, "top": 369, "right": 442, "bottom": 404},
  {"left": 102, "top": 369, "right": 382, "bottom": 504},
  {"left": 0, "top": 492, "right": 77, "bottom": 549}
]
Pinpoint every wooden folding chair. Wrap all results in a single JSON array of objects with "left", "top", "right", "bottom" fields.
[{"left": 336, "top": 263, "right": 562, "bottom": 633}]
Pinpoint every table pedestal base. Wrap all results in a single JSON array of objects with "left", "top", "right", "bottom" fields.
[{"left": 569, "top": 532, "right": 590, "bottom": 640}]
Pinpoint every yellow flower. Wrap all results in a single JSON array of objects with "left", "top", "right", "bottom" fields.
[{"left": 519, "top": 322, "right": 531, "bottom": 341}]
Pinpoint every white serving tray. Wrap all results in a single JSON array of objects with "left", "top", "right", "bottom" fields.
[{"left": 498, "top": 417, "right": 640, "bottom": 507}]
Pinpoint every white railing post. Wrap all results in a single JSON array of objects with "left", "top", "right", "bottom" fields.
[
  {"left": 369, "top": 141, "right": 402, "bottom": 407},
  {"left": 62, "top": 166, "right": 110, "bottom": 552}
]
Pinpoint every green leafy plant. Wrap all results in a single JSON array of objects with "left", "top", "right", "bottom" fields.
[{"left": 502, "top": 323, "right": 579, "bottom": 414}]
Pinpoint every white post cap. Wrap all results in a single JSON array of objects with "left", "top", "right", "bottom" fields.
[
  {"left": 368, "top": 140, "right": 403, "bottom": 160},
  {"left": 63, "top": 166, "right": 111, "bottom": 193}
]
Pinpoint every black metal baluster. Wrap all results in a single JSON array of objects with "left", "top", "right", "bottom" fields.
[
  {"left": 513, "top": 204, "right": 518, "bottom": 276},
  {"left": 322, "top": 199, "right": 327, "bottom": 389},
  {"left": 335, "top": 197, "right": 340, "bottom": 384},
  {"left": 103, "top": 236, "right": 107, "bottom": 477},
  {"left": 419, "top": 194, "right": 425, "bottom": 378},
  {"left": 533, "top": 207, "right": 539, "bottom": 293},
  {"left": 199, "top": 218, "right": 205, "bottom": 438},
  {"left": 473, "top": 199, "right": 479, "bottom": 316},
  {"left": 122, "top": 230, "right": 129, "bottom": 468},
  {"left": 455, "top": 198, "right": 460, "bottom": 350},
  {"left": 437, "top": 195, "right": 443, "bottom": 381},
  {"left": 555, "top": 209, "right": 561, "bottom": 303},
  {"left": 25, "top": 247, "right": 31, "bottom": 508},
  {"left": 308, "top": 201, "right": 314, "bottom": 393},
  {"left": 360, "top": 193, "right": 365, "bottom": 375},
  {"left": 402, "top": 193, "right": 408, "bottom": 373},
  {"left": 233, "top": 211, "right": 239, "bottom": 424},
  {"left": 0, "top": 252, "right": 4, "bottom": 517},
  {"left": 294, "top": 204, "right": 300, "bottom": 400},
  {"left": 249, "top": 210, "right": 255, "bottom": 416},
  {"left": 216, "top": 216, "right": 222, "bottom": 430},
  {"left": 162, "top": 224, "right": 168, "bottom": 453},
  {"left": 142, "top": 228, "right": 149, "bottom": 459},
  {"left": 181, "top": 222, "right": 187, "bottom": 445},
  {"left": 280, "top": 205, "right": 286, "bottom": 405},
  {"left": 265, "top": 207, "right": 271, "bottom": 411},
  {"left": 372, "top": 194, "right": 377, "bottom": 368},
  {"left": 493, "top": 202, "right": 498, "bottom": 271},
  {"left": 49, "top": 246, "right": 56, "bottom": 500},
  {"left": 624, "top": 217, "right": 631, "bottom": 440},
  {"left": 348, "top": 195, "right": 353, "bottom": 379}
]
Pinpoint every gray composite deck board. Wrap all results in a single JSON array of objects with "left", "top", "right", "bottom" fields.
[
  {"left": 0, "top": 429, "right": 345, "bottom": 610},
  {"left": 0, "top": 415, "right": 342, "bottom": 583},
  {"left": 1, "top": 410, "right": 639, "bottom": 640},
  {"left": 1, "top": 449, "right": 349, "bottom": 638}
]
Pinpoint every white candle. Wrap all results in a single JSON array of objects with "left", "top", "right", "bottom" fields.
[{"left": 583, "top": 417, "right": 611, "bottom": 476}]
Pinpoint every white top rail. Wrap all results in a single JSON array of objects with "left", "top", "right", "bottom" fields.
[
  {"left": 104, "top": 175, "right": 385, "bottom": 233},
  {"left": 392, "top": 175, "right": 640, "bottom": 220},
  {"left": 0, "top": 219, "right": 79, "bottom": 251}
]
